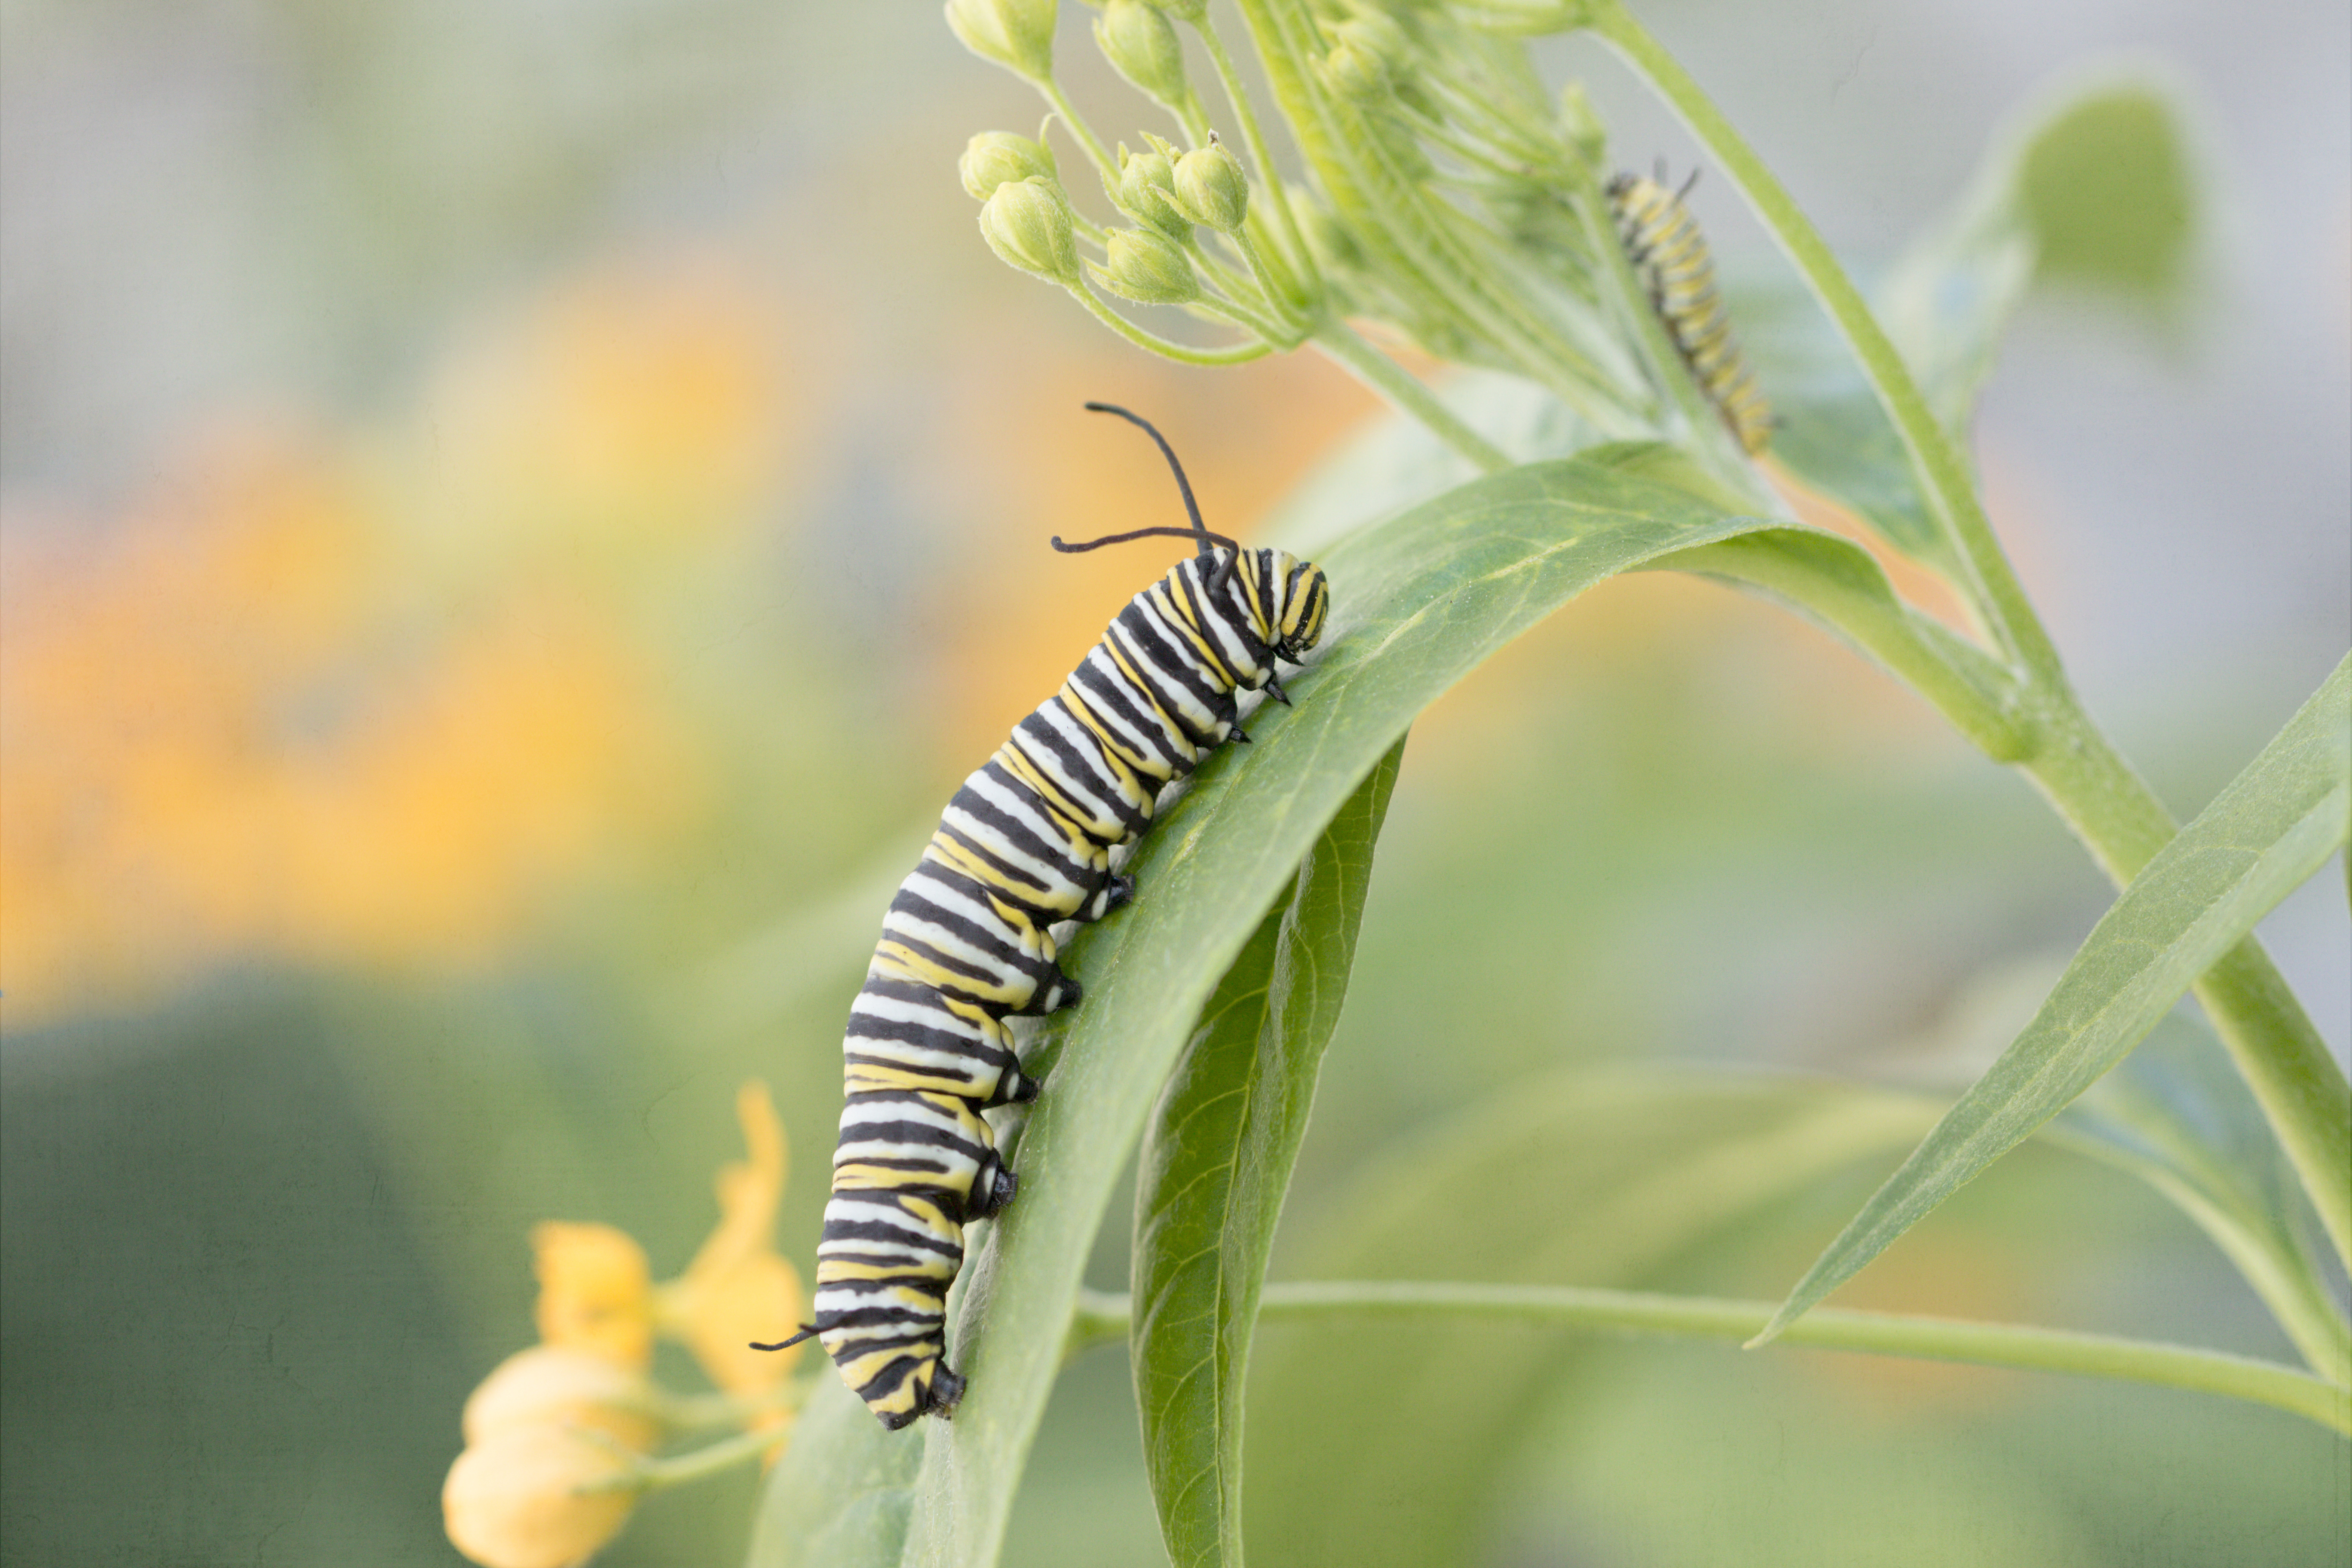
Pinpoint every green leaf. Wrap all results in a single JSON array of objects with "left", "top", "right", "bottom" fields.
[
  {"left": 1760, "top": 73, "right": 2202, "bottom": 560},
  {"left": 746, "top": 1375, "right": 922, "bottom": 1568},
  {"left": 1130, "top": 738, "right": 1406, "bottom": 1568},
  {"left": 1642, "top": 523, "right": 2028, "bottom": 759},
  {"left": 1241, "top": 1070, "right": 1947, "bottom": 1568},
  {"left": 1755, "top": 652, "right": 2352, "bottom": 1346},
  {"left": 2052, "top": 1014, "right": 2352, "bottom": 1385},
  {"left": 2010, "top": 78, "right": 2198, "bottom": 303},
  {"left": 751, "top": 452, "right": 1779, "bottom": 1568}
]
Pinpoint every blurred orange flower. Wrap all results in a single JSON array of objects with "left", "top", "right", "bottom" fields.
[{"left": 0, "top": 252, "right": 799, "bottom": 1026}]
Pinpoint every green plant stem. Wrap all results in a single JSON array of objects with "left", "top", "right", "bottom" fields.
[
  {"left": 1071, "top": 1286, "right": 1131, "bottom": 1360},
  {"left": 600, "top": 1421, "right": 790, "bottom": 1495},
  {"left": 655, "top": 1378, "right": 808, "bottom": 1434},
  {"left": 1228, "top": 223, "right": 1311, "bottom": 337},
  {"left": 1194, "top": 291, "right": 1299, "bottom": 348},
  {"left": 2040, "top": 1121, "right": 2352, "bottom": 1387},
  {"left": 2020, "top": 704, "right": 2352, "bottom": 1267},
  {"left": 1042, "top": 81, "right": 1118, "bottom": 185},
  {"left": 1180, "top": 231, "right": 1260, "bottom": 306},
  {"left": 1586, "top": 0, "right": 2352, "bottom": 1276},
  {"left": 1192, "top": 14, "right": 1315, "bottom": 300},
  {"left": 1234, "top": 0, "right": 1630, "bottom": 428},
  {"left": 1586, "top": 0, "right": 2042, "bottom": 671},
  {"left": 1068, "top": 1282, "right": 2350, "bottom": 1434},
  {"left": 1065, "top": 282, "right": 1275, "bottom": 364},
  {"left": 1174, "top": 92, "right": 1214, "bottom": 152},
  {"left": 1311, "top": 322, "right": 1511, "bottom": 472}
]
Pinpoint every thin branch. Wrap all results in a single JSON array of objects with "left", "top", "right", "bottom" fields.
[{"left": 1066, "top": 1280, "right": 2350, "bottom": 1434}]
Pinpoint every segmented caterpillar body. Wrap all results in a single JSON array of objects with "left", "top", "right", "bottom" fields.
[
  {"left": 764, "top": 406, "right": 1332, "bottom": 1429},
  {"left": 1607, "top": 170, "right": 1773, "bottom": 455}
]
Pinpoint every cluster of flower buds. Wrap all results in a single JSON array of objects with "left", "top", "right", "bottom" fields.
[
  {"left": 945, "top": 0, "right": 1325, "bottom": 365},
  {"left": 441, "top": 1084, "right": 806, "bottom": 1568},
  {"left": 943, "top": 0, "right": 1652, "bottom": 441}
]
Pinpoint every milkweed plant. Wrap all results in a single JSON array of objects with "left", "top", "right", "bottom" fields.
[{"left": 442, "top": 2, "right": 2348, "bottom": 1565}]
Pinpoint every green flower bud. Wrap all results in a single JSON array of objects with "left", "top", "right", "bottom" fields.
[
  {"left": 1170, "top": 136, "right": 1248, "bottom": 233},
  {"left": 1114, "top": 145, "right": 1191, "bottom": 239},
  {"left": 1556, "top": 82, "right": 1607, "bottom": 171},
  {"left": 1087, "top": 227, "right": 1200, "bottom": 304},
  {"left": 1319, "top": 24, "right": 1391, "bottom": 101},
  {"left": 960, "top": 130, "right": 1059, "bottom": 201},
  {"left": 979, "top": 177, "right": 1081, "bottom": 285},
  {"left": 1145, "top": 0, "right": 1207, "bottom": 22},
  {"left": 1093, "top": 0, "right": 1190, "bottom": 113},
  {"left": 944, "top": 0, "right": 1058, "bottom": 85}
]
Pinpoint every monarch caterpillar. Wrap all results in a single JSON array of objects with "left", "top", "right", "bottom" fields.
[
  {"left": 756, "top": 403, "right": 1332, "bottom": 1429},
  {"left": 1607, "top": 168, "right": 1774, "bottom": 456}
]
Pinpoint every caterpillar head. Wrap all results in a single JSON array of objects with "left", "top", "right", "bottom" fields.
[
  {"left": 1055, "top": 403, "right": 1331, "bottom": 673},
  {"left": 1271, "top": 552, "right": 1329, "bottom": 665},
  {"left": 1220, "top": 548, "right": 1329, "bottom": 678}
]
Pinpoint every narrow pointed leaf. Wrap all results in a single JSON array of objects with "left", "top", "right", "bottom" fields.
[
  {"left": 749, "top": 451, "right": 1781, "bottom": 1568},
  {"left": 1756, "top": 653, "right": 2351, "bottom": 1346},
  {"left": 1130, "top": 738, "right": 1406, "bottom": 1568}
]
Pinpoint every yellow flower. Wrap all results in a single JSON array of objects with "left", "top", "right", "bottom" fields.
[
  {"left": 442, "top": 1419, "right": 640, "bottom": 1568},
  {"left": 531, "top": 1222, "right": 654, "bottom": 1369},
  {"left": 656, "top": 1081, "right": 807, "bottom": 1414},
  {"left": 447, "top": 1081, "right": 805, "bottom": 1566},
  {"left": 462, "top": 1344, "right": 662, "bottom": 1452}
]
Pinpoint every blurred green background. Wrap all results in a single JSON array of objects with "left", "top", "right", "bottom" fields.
[{"left": 2, "top": 2, "right": 2345, "bottom": 1565}]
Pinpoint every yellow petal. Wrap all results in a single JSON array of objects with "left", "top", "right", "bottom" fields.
[
  {"left": 531, "top": 1221, "right": 653, "bottom": 1368},
  {"left": 461, "top": 1344, "right": 662, "bottom": 1452},
  {"left": 681, "top": 1081, "right": 787, "bottom": 1284},
  {"left": 442, "top": 1419, "right": 639, "bottom": 1568},
  {"left": 652, "top": 1081, "right": 807, "bottom": 1395},
  {"left": 666, "top": 1250, "right": 808, "bottom": 1398}
]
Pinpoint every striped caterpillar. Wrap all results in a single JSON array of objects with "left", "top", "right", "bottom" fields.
[
  {"left": 758, "top": 404, "right": 1332, "bottom": 1428},
  {"left": 1607, "top": 168, "right": 1774, "bottom": 456}
]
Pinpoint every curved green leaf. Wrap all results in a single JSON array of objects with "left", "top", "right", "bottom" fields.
[
  {"left": 1644, "top": 525, "right": 2028, "bottom": 760},
  {"left": 1130, "top": 738, "right": 1406, "bottom": 1568},
  {"left": 898, "top": 456, "right": 1782, "bottom": 1568},
  {"left": 751, "top": 451, "right": 1779, "bottom": 1568},
  {"left": 1761, "top": 74, "right": 2201, "bottom": 561},
  {"left": 1241, "top": 1070, "right": 1948, "bottom": 1568},
  {"left": 1756, "top": 653, "right": 2352, "bottom": 1346}
]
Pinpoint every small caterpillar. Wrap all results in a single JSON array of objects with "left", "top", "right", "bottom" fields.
[
  {"left": 757, "top": 404, "right": 1332, "bottom": 1428},
  {"left": 1607, "top": 168, "right": 1773, "bottom": 455}
]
